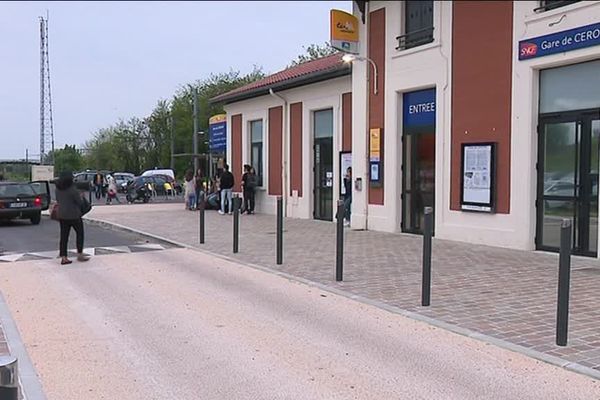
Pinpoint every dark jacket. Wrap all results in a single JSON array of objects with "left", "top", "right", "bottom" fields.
[
  {"left": 56, "top": 186, "right": 83, "bottom": 220},
  {"left": 344, "top": 177, "right": 352, "bottom": 200},
  {"left": 241, "top": 172, "right": 250, "bottom": 192},
  {"left": 220, "top": 171, "right": 234, "bottom": 190}
]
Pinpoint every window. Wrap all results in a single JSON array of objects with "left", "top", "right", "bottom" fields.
[
  {"left": 539, "top": 60, "right": 600, "bottom": 114},
  {"left": 397, "top": 1, "right": 434, "bottom": 51},
  {"left": 250, "top": 119, "right": 263, "bottom": 187},
  {"left": 535, "top": 0, "right": 580, "bottom": 13}
]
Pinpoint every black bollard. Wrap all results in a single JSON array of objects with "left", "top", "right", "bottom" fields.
[
  {"left": 88, "top": 183, "right": 92, "bottom": 204},
  {"left": 276, "top": 196, "right": 283, "bottom": 265},
  {"left": 556, "top": 219, "right": 572, "bottom": 346},
  {"left": 199, "top": 197, "right": 205, "bottom": 244},
  {"left": 335, "top": 199, "right": 344, "bottom": 282},
  {"left": 233, "top": 195, "right": 239, "bottom": 253},
  {"left": 0, "top": 356, "right": 18, "bottom": 400},
  {"left": 422, "top": 207, "right": 433, "bottom": 306}
]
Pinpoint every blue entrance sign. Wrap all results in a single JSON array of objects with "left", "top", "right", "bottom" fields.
[
  {"left": 519, "top": 22, "right": 600, "bottom": 60},
  {"left": 403, "top": 88, "right": 436, "bottom": 128},
  {"left": 209, "top": 114, "right": 227, "bottom": 152}
]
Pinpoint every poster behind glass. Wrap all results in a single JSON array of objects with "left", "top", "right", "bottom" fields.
[{"left": 461, "top": 143, "right": 495, "bottom": 213}]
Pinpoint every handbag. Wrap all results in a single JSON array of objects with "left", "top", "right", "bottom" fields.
[
  {"left": 50, "top": 203, "right": 59, "bottom": 221},
  {"left": 80, "top": 197, "right": 92, "bottom": 216}
]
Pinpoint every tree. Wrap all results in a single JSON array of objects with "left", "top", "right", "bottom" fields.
[
  {"left": 83, "top": 67, "right": 265, "bottom": 178},
  {"left": 52, "top": 145, "right": 83, "bottom": 174},
  {"left": 289, "top": 43, "right": 338, "bottom": 67}
]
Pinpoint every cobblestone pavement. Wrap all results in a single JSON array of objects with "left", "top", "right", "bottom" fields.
[{"left": 88, "top": 203, "right": 600, "bottom": 373}]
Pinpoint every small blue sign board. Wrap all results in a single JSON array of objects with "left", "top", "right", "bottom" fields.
[
  {"left": 403, "top": 89, "right": 436, "bottom": 128},
  {"left": 519, "top": 22, "right": 600, "bottom": 60},
  {"left": 209, "top": 121, "right": 227, "bottom": 152}
]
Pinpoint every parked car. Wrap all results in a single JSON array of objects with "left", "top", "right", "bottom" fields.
[
  {"left": 112, "top": 172, "right": 135, "bottom": 192},
  {"left": 0, "top": 181, "right": 50, "bottom": 225},
  {"left": 73, "top": 171, "right": 96, "bottom": 191},
  {"left": 141, "top": 168, "right": 175, "bottom": 180},
  {"left": 151, "top": 174, "right": 182, "bottom": 195}
]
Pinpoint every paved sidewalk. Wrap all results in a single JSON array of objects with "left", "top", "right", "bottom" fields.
[{"left": 88, "top": 203, "right": 600, "bottom": 375}]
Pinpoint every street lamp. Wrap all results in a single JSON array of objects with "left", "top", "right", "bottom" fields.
[{"left": 342, "top": 54, "right": 378, "bottom": 95}]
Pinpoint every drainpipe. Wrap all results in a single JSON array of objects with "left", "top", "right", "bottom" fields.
[
  {"left": 269, "top": 88, "right": 288, "bottom": 217},
  {"left": 364, "top": 0, "right": 370, "bottom": 230}
]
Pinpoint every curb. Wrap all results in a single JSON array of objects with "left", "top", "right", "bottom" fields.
[
  {"left": 0, "top": 292, "right": 47, "bottom": 400},
  {"left": 85, "top": 216, "right": 600, "bottom": 382}
]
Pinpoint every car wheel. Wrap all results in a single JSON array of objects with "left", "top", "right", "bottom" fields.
[{"left": 30, "top": 213, "right": 41, "bottom": 225}]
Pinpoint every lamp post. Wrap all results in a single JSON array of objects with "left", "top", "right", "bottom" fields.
[{"left": 342, "top": 54, "right": 378, "bottom": 95}]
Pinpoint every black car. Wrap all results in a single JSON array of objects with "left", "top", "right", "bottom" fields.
[{"left": 0, "top": 181, "right": 51, "bottom": 225}]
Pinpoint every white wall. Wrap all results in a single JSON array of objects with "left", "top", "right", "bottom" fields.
[
  {"left": 225, "top": 76, "right": 351, "bottom": 218},
  {"left": 351, "top": 1, "right": 452, "bottom": 233},
  {"left": 352, "top": 0, "right": 600, "bottom": 252},
  {"left": 510, "top": 0, "right": 600, "bottom": 251}
]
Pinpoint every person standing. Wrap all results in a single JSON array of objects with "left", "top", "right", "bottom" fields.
[
  {"left": 94, "top": 172, "right": 103, "bottom": 200},
  {"left": 55, "top": 171, "right": 90, "bottom": 265},
  {"left": 343, "top": 166, "right": 352, "bottom": 227},
  {"left": 184, "top": 170, "right": 196, "bottom": 211},
  {"left": 106, "top": 175, "right": 120, "bottom": 205},
  {"left": 241, "top": 165, "right": 250, "bottom": 214},
  {"left": 245, "top": 167, "right": 257, "bottom": 214},
  {"left": 219, "top": 164, "right": 234, "bottom": 215}
]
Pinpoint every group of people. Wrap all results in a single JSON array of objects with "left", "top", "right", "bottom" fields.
[
  {"left": 92, "top": 172, "right": 120, "bottom": 204},
  {"left": 182, "top": 164, "right": 258, "bottom": 216}
]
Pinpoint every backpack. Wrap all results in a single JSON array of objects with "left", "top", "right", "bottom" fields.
[{"left": 247, "top": 174, "right": 258, "bottom": 189}]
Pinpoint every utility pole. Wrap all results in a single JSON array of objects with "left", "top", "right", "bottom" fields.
[
  {"left": 193, "top": 88, "right": 199, "bottom": 173},
  {"left": 169, "top": 115, "right": 175, "bottom": 171}
]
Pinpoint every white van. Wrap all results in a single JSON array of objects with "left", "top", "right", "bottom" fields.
[{"left": 141, "top": 168, "right": 175, "bottom": 180}]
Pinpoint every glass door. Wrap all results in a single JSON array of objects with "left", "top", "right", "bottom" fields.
[
  {"left": 313, "top": 109, "right": 333, "bottom": 221},
  {"left": 402, "top": 132, "right": 435, "bottom": 233},
  {"left": 537, "top": 112, "right": 600, "bottom": 256}
]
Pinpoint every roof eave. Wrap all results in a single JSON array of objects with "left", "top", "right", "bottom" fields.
[{"left": 209, "top": 66, "right": 351, "bottom": 105}]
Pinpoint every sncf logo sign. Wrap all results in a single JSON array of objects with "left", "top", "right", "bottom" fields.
[{"left": 520, "top": 42, "right": 538, "bottom": 58}]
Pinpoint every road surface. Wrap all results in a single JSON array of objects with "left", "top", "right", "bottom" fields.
[
  {"left": 0, "top": 249, "right": 597, "bottom": 399},
  {"left": 0, "top": 215, "right": 162, "bottom": 255}
]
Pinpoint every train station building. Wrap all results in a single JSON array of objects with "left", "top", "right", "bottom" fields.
[{"left": 212, "top": 0, "right": 600, "bottom": 257}]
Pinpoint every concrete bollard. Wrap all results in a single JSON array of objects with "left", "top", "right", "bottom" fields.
[
  {"left": 199, "top": 198, "right": 205, "bottom": 244},
  {"left": 233, "top": 195, "right": 240, "bottom": 253},
  {"left": 556, "top": 219, "right": 572, "bottom": 346},
  {"left": 276, "top": 196, "right": 283, "bottom": 265},
  {"left": 422, "top": 207, "right": 433, "bottom": 307},
  {"left": 336, "top": 200, "right": 344, "bottom": 282}
]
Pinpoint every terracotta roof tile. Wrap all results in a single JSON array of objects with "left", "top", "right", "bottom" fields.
[{"left": 211, "top": 53, "right": 349, "bottom": 103}]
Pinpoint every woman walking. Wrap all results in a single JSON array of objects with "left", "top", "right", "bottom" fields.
[{"left": 55, "top": 171, "right": 90, "bottom": 265}]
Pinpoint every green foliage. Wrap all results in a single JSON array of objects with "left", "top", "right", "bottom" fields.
[
  {"left": 50, "top": 144, "right": 83, "bottom": 174},
  {"left": 289, "top": 43, "right": 338, "bottom": 67},
  {"left": 84, "top": 67, "right": 265, "bottom": 178}
]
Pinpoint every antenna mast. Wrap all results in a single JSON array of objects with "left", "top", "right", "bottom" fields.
[{"left": 39, "top": 11, "right": 55, "bottom": 165}]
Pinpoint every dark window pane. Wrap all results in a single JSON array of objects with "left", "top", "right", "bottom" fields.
[
  {"left": 399, "top": 0, "right": 434, "bottom": 50},
  {"left": 250, "top": 119, "right": 263, "bottom": 186},
  {"left": 537, "top": 0, "right": 580, "bottom": 12}
]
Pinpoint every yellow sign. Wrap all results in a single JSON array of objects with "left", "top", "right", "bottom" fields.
[
  {"left": 369, "top": 128, "right": 381, "bottom": 162},
  {"left": 330, "top": 9, "right": 359, "bottom": 54},
  {"left": 209, "top": 114, "right": 227, "bottom": 124}
]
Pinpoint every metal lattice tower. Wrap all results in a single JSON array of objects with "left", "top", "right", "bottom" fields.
[{"left": 39, "top": 13, "right": 55, "bottom": 165}]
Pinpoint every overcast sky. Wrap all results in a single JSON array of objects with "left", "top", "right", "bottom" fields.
[{"left": 0, "top": 1, "right": 351, "bottom": 159}]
